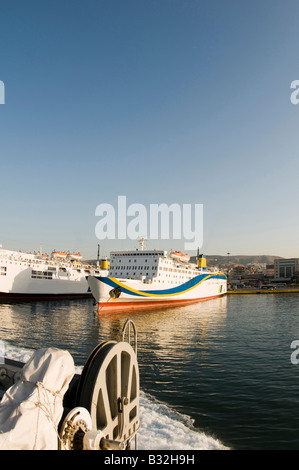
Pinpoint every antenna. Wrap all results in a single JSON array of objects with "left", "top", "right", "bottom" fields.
[{"left": 138, "top": 237, "right": 148, "bottom": 251}]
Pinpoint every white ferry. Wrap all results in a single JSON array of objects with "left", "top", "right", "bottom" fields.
[
  {"left": 88, "top": 240, "right": 227, "bottom": 312},
  {"left": 0, "top": 245, "right": 109, "bottom": 301}
]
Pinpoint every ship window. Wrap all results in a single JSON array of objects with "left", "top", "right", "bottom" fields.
[{"left": 31, "top": 269, "right": 53, "bottom": 280}]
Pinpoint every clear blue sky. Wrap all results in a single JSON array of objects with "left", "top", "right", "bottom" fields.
[{"left": 1, "top": 0, "right": 299, "bottom": 258}]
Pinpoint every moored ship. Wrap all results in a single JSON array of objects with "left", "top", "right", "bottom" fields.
[
  {"left": 88, "top": 241, "right": 227, "bottom": 312},
  {"left": 0, "top": 245, "right": 108, "bottom": 300}
]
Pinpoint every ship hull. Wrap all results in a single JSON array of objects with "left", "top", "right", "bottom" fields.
[
  {"left": 0, "top": 291, "right": 92, "bottom": 302},
  {"left": 97, "top": 297, "right": 220, "bottom": 312},
  {"left": 0, "top": 268, "right": 91, "bottom": 299},
  {"left": 88, "top": 273, "right": 227, "bottom": 313}
]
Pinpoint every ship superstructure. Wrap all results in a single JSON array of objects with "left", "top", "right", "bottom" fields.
[{"left": 0, "top": 245, "right": 108, "bottom": 300}]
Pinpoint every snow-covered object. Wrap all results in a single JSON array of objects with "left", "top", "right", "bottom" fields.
[{"left": 0, "top": 348, "right": 75, "bottom": 450}]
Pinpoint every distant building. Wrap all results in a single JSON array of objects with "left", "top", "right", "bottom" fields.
[
  {"left": 274, "top": 258, "right": 299, "bottom": 280},
  {"left": 266, "top": 264, "right": 274, "bottom": 277}
]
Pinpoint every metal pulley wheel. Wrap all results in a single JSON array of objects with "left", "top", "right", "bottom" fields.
[
  {"left": 59, "top": 407, "right": 92, "bottom": 450},
  {"left": 75, "top": 340, "right": 140, "bottom": 445}
]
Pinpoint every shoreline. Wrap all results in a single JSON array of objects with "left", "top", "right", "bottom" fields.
[{"left": 227, "top": 288, "right": 299, "bottom": 295}]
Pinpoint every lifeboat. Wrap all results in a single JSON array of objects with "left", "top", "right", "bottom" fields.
[
  {"left": 68, "top": 252, "right": 83, "bottom": 261},
  {"left": 170, "top": 251, "right": 190, "bottom": 262},
  {"left": 52, "top": 250, "right": 68, "bottom": 259}
]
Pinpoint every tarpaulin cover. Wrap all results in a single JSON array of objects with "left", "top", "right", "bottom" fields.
[{"left": 0, "top": 347, "right": 75, "bottom": 449}]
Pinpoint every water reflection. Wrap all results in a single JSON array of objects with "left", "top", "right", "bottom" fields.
[
  {"left": 0, "top": 296, "right": 228, "bottom": 374},
  {"left": 2, "top": 294, "right": 299, "bottom": 449}
]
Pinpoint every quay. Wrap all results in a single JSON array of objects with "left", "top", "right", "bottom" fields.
[{"left": 227, "top": 287, "right": 299, "bottom": 295}]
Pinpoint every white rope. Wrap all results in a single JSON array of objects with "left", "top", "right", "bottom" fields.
[{"left": 33, "top": 381, "right": 65, "bottom": 449}]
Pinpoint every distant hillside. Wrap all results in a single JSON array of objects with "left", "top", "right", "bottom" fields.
[
  {"left": 86, "top": 254, "right": 283, "bottom": 267},
  {"left": 190, "top": 255, "right": 282, "bottom": 267}
]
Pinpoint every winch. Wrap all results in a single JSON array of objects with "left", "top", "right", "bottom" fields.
[{"left": 0, "top": 319, "right": 140, "bottom": 450}]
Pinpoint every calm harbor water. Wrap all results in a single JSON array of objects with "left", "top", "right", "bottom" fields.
[{"left": 1, "top": 293, "right": 299, "bottom": 450}]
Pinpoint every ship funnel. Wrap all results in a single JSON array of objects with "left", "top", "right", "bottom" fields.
[
  {"left": 198, "top": 254, "right": 207, "bottom": 270},
  {"left": 100, "top": 259, "right": 110, "bottom": 270}
]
